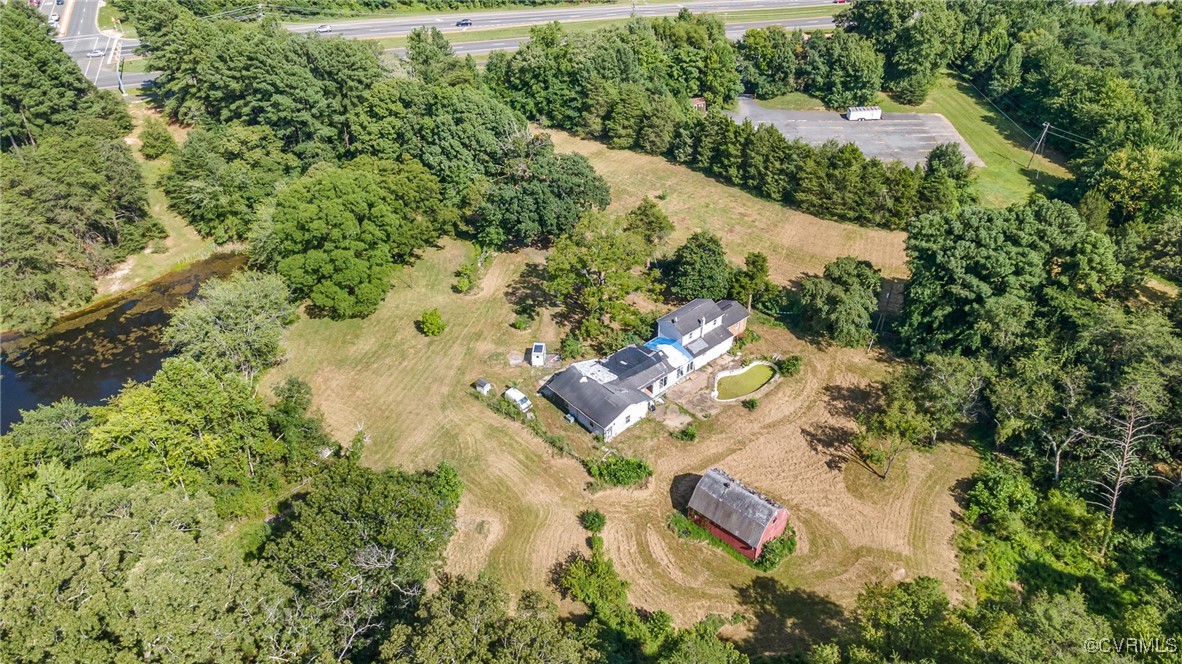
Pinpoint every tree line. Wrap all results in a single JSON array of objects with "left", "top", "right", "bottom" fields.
[
  {"left": 126, "top": 1, "right": 612, "bottom": 320},
  {"left": 0, "top": 4, "right": 163, "bottom": 331},
  {"left": 485, "top": 15, "right": 977, "bottom": 230}
]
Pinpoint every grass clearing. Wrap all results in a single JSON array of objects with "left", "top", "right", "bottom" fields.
[
  {"left": 716, "top": 364, "right": 775, "bottom": 400},
  {"left": 94, "top": 104, "right": 215, "bottom": 297},
  {"left": 548, "top": 129, "right": 908, "bottom": 281},
  {"left": 272, "top": 131, "right": 977, "bottom": 656},
  {"left": 876, "top": 74, "right": 1070, "bottom": 207}
]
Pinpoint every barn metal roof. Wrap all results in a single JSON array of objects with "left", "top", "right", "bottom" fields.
[{"left": 687, "top": 468, "right": 785, "bottom": 549}]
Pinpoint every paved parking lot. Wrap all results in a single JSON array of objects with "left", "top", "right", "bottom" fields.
[{"left": 728, "top": 97, "right": 984, "bottom": 167}]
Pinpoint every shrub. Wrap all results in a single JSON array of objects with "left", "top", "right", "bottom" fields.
[
  {"left": 139, "top": 116, "right": 176, "bottom": 160},
  {"left": 754, "top": 526, "right": 797, "bottom": 570},
  {"left": 671, "top": 423, "right": 698, "bottom": 442},
  {"left": 585, "top": 456, "right": 652, "bottom": 487},
  {"left": 560, "top": 332, "right": 584, "bottom": 359},
  {"left": 417, "top": 308, "right": 446, "bottom": 336},
  {"left": 733, "top": 329, "right": 762, "bottom": 351},
  {"left": 669, "top": 511, "right": 795, "bottom": 571},
  {"left": 742, "top": 398, "right": 759, "bottom": 411},
  {"left": 771, "top": 354, "right": 803, "bottom": 377},
  {"left": 580, "top": 509, "right": 607, "bottom": 533},
  {"left": 511, "top": 312, "right": 533, "bottom": 330}
]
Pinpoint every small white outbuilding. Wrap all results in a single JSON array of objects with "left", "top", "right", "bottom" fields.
[{"left": 530, "top": 342, "right": 547, "bottom": 367}]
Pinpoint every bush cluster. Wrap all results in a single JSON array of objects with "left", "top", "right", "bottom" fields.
[{"left": 584, "top": 456, "right": 653, "bottom": 488}]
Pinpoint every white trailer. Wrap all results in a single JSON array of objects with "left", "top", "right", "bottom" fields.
[{"left": 847, "top": 106, "right": 882, "bottom": 121}]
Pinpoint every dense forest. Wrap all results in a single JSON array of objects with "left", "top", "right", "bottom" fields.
[
  {"left": 2, "top": 0, "right": 1182, "bottom": 662},
  {"left": 0, "top": 4, "right": 163, "bottom": 331}
]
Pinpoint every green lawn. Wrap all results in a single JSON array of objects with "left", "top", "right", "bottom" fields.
[
  {"left": 876, "top": 75, "right": 1070, "bottom": 207},
  {"left": 751, "top": 91, "right": 828, "bottom": 112},
  {"left": 97, "top": 3, "right": 136, "bottom": 37},
  {"left": 716, "top": 363, "right": 775, "bottom": 400}
]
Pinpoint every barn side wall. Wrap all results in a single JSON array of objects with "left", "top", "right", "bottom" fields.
[
  {"left": 688, "top": 509, "right": 760, "bottom": 561},
  {"left": 758, "top": 508, "right": 790, "bottom": 551}
]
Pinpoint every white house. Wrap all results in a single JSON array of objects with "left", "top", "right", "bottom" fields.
[{"left": 541, "top": 299, "right": 748, "bottom": 440}]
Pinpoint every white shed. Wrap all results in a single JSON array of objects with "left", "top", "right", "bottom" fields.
[
  {"left": 847, "top": 106, "right": 882, "bottom": 121},
  {"left": 530, "top": 342, "right": 547, "bottom": 367},
  {"left": 474, "top": 378, "right": 493, "bottom": 396}
]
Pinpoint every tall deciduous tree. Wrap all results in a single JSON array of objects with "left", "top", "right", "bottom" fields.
[
  {"left": 0, "top": 483, "right": 294, "bottom": 662},
  {"left": 264, "top": 454, "right": 462, "bottom": 661},
  {"left": 476, "top": 135, "right": 611, "bottom": 248},
  {"left": 163, "top": 124, "right": 297, "bottom": 242},
  {"left": 162, "top": 270, "right": 296, "bottom": 382},
  {"left": 800, "top": 30, "right": 884, "bottom": 108},
  {"left": 667, "top": 232, "right": 732, "bottom": 301},
  {"left": 900, "top": 199, "right": 1121, "bottom": 356},
  {"left": 253, "top": 157, "right": 454, "bottom": 319},
  {"left": 86, "top": 358, "right": 272, "bottom": 498},
  {"left": 546, "top": 212, "right": 650, "bottom": 346},
  {"left": 799, "top": 257, "right": 881, "bottom": 348}
]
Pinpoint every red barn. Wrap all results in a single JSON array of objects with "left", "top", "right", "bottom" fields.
[{"left": 687, "top": 468, "right": 789, "bottom": 561}]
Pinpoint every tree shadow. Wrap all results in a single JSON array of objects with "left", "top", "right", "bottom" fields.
[
  {"left": 732, "top": 576, "right": 847, "bottom": 657},
  {"left": 505, "top": 261, "right": 553, "bottom": 318},
  {"left": 801, "top": 422, "right": 858, "bottom": 472},
  {"left": 800, "top": 384, "right": 882, "bottom": 473},
  {"left": 669, "top": 472, "right": 702, "bottom": 512},
  {"left": 822, "top": 383, "right": 881, "bottom": 420}
]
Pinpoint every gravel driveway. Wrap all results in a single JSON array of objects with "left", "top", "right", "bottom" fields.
[{"left": 728, "top": 97, "right": 985, "bottom": 167}]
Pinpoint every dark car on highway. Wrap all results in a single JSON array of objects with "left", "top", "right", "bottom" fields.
[{"left": 456, "top": 19, "right": 473, "bottom": 27}]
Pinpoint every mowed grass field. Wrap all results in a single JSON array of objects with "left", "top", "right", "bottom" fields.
[
  {"left": 548, "top": 130, "right": 909, "bottom": 282},
  {"left": 270, "top": 138, "right": 977, "bottom": 654}
]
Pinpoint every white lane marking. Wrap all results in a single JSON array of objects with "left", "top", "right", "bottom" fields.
[{"left": 58, "top": 0, "right": 78, "bottom": 38}]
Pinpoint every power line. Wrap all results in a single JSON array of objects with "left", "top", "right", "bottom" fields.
[{"left": 945, "top": 62, "right": 1037, "bottom": 142}]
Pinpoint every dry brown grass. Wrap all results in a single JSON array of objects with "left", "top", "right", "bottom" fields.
[
  {"left": 270, "top": 143, "right": 975, "bottom": 655},
  {"left": 548, "top": 130, "right": 909, "bottom": 282}
]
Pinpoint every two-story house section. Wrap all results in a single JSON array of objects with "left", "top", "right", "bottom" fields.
[{"left": 541, "top": 299, "right": 749, "bottom": 440}]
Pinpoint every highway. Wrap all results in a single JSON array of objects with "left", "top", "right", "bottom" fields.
[{"left": 46, "top": 0, "right": 836, "bottom": 92}]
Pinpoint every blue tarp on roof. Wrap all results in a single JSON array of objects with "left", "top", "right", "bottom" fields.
[{"left": 644, "top": 336, "right": 692, "bottom": 362}]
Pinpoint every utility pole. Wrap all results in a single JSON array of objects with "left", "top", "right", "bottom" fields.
[{"left": 1026, "top": 122, "right": 1050, "bottom": 174}]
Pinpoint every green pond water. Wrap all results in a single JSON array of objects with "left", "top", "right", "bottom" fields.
[{"left": 715, "top": 364, "right": 775, "bottom": 400}]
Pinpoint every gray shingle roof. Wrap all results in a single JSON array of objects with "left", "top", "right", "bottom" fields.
[
  {"left": 542, "top": 364, "right": 649, "bottom": 429},
  {"left": 657, "top": 299, "right": 726, "bottom": 336},
  {"left": 687, "top": 468, "right": 785, "bottom": 549}
]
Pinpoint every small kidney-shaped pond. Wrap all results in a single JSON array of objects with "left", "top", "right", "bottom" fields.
[{"left": 714, "top": 362, "right": 776, "bottom": 401}]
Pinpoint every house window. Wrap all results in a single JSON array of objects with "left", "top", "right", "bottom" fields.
[{"left": 625, "top": 415, "right": 631, "bottom": 424}]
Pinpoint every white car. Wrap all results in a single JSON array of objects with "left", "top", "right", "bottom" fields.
[
  {"left": 49, "top": 12, "right": 60, "bottom": 21},
  {"left": 86, "top": 49, "right": 105, "bottom": 58},
  {"left": 314, "top": 24, "right": 331, "bottom": 34},
  {"left": 503, "top": 387, "right": 532, "bottom": 413}
]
